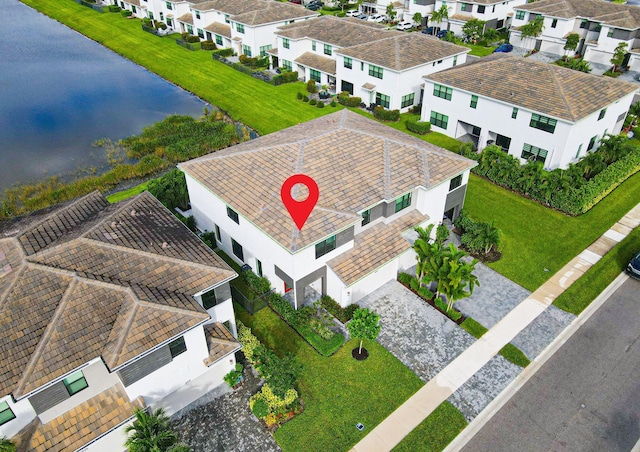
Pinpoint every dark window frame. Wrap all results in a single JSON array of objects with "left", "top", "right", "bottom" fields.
[
  {"left": 395, "top": 193, "right": 412, "bottom": 213},
  {"left": 169, "top": 336, "right": 187, "bottom": 358},
  {"left": 227, "top": 206, "right": 239, "bottom": 224},
  {"left": 430, "top": 111, "right": 449, "bottom": 129},
  {"left": 0, "top": 401, "right": 16, "bottom": 426},
  {"left": 283, "top": 37, "right": 290, "bottom": 49},
  {"left": 433, "top": 84, "right": 453, "bottom": 100},
  {"left": 598, "top": 108, "right": 606, "bottom": 120},
  {"left": 470, "top": 95, "right": 478, "bottom": 109},
  {"left": 63, "top": 371, "right": 89, "bottom": 396},
  {"left": 529, "top": 113, "right": 557, "bottom": 134},
  {"left": 315, "top": 235, "right": 337, "bottom": 259},
  {"left": 521, "top": 143, "right": 549, "bottom": 163},
  {"left": 369, "top": 64, "right": 384, "bottom": 79},
  {"left": 361, "top": 209, "right": 371, "bottom": 226},
  {"left": 449, "top": 175, "right": 462, "bottom": 191},
  {"left": 231, "top": 238, "right": 244, "bottom": 262},
  {"left": 344, "top": 56, "right": 352, "bottom": 69},
  {"left": 401, "top": 93, "right": 415, "bottom": 108}
]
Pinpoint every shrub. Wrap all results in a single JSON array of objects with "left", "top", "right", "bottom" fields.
[
  {"left": 406, "top": 118, "right": 431, "bottom": 134},
  {"left": 269, "top": 293, "right": 300, "bottom": 327},
  {"left": 398, "top": 272, "right": 415, "bottom": 286},
  {"left": 201, "top": 40, "right": 216, "bottom": 50},
  {"left": 309, "top": 98, "right": 317, "bottom": 106},
  {"left": 302, "top": 95, "right": 309, "bottom": 102},
  {"left": 336, "top": 11, "right": 346, "bottom": 17},
  {"left": 281, "top": 71, "right": 299, "bottom": 83},
  {"left": 409, "top": 104, "right": 423, "bottom": 114},
  {"left": 306, "top": 79, "right": 318, "bottom": 93},
  {"left": 316, "top": 101, "right": 325, "bottom": 108},
  {"left": 320, "top": 295, "right": 357, "bottom": 323},
  {"left": 337, "top": 91, "right": 362, "bottom": 107},
  {"left": 185, "top": 35, "right": 201, "bottom": 43},
  {"left": 243, "top": 270, "right": 272, "bottom": 295},
  {"left": 373, "top": 106, "right": 400, "bottom": 122},
  {"left": 330, "top": 100, "right": 337, "bottom": 107},
  {"left": 455, "top": 210, "right": 501, "bottom": 255},
  {"left": 108, "top": 5, "right": 121, "bottom": 12},
  {"left": 237, "top": 321, "right": 262, "bottom": 362},
  {"left": 223, "top": 364, "right": 243, "bottom": 388},
  {"left": 121, "top": 9, "right": 132, "bottom": 16},
  {"left": 309, "top": 318, "right": 333, "bottom": 340},
  {"left": 147, "top": 168, "right": 190, "bottom": 211},
  {"left": 296, "top": 92, "right": 303, "bottom": 100},
  {"left": 212, "top": 48, "right": 235, "bottom": 58},
  {"left": 155, "top": 22, "right": 167, "bottom": 30},
  {"left": 251, "top": 398, "right": 270, "bottom": 418}
]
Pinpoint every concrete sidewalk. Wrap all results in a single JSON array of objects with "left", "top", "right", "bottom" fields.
[{"left": 351, "top": 203, "right": 640, "bottom": 452}]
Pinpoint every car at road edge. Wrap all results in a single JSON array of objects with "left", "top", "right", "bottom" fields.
[{"left": 627, "top": 251, "right": 640, "bottom": 279}]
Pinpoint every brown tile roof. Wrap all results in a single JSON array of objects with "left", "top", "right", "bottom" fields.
[
  {"left": 337, "top": 33, "right": 468, "bottom": 71},
  {"left": 179, "top": 110, "right": 475, "bottom": 253},
  {"left": 517, "top": 0, "right": 640, "bottom": 30},
  {"left": 124, "top": 0, "right": 140, "bottom": 6},
  {"left": 202, "top": 322, "right": 241, "bottom": 366},
  {"left": 232, "top": 2, "right": 318, "bottom": 26},
  {"left": 328, "top": 210, "right": 427, "bottom": 285},
  {"left": 178, "top": 13, "right": 194, "bottom": 24},
  {"left": 194, "top": 0, "right": 265, "bottom": 16},
  {"left": 450, "top": 13, "right": 473, "bottom": 22},
  {"left": 204, "top": 21, "right": 231, "bottom": 37},
  {"left": 13, "top": 384, "right": 144, "bottom": 452},
  {"left": 426, "top": 55, "right": 638, "bottom": 122},
  {"left": 276, "top": 15, "right": 397, "bottom": 48},
  {"left": 294, "top": 51, "right": 337, "bottom": 75},
  {"left": 0, "top": 191, "right": 235, "bottom": 398}
]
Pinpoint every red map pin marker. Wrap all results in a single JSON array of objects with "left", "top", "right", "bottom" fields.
[{"left": 280, "top": 174, "right": 319, "bottom": 231}]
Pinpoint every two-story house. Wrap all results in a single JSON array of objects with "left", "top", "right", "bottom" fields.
[
  {"left": 179, "top": 110, "right": 476, "bottom": 309},
  {"left": 425, "top": 0, "right": 527, "bottom": 35},
  {"left": 0, "top": 191, "right": 240, "bottom": 451},
  {"left": 421, "top": 54, "right": 638, "bottom": 170},
  {"left": 510, "top": 0, "right": 640, "bottom": 71}
]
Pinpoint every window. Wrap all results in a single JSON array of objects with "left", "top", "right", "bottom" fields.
[
  {"left": 449, "top": 175, "right": 462, "bottom": 191},
  {"left": 202, "top": 290, "right": 217, "bottom": 309},
  {"left": 460, "top": 2, "right": 470, "bottom": 12},
  {"left": 259, "top": 44, "right": 272, "bottom": 57},
  {"left": 283, "top": 37, "right": 290, "bottom": 49},
  {"left": 166, "top": 1, "right": 172, "bottom": 9},
  {"left": 324, "top": 44, "right": 332, "bottom": 56},
  {"left": 169, "top": 336, "right": 187, "bottom": 358},
  {"left": 232, "top": 238, "right": 244, "bottom": 261},
  {"left": 167, "top": 18, "right": 172, "bottom": 27},
  {"left": 148, "top": 11, "right": 153, "bottom": 19},
  {"left": 215, "top": 34, "right": 223, "bottom": 45},
  {"left": 242, "top": 45, "right": 252, "bottom": 56},
  {"left": 312, "top": 41, "right": 316, "bottom": 51},
  {"left": 63, "top": 371, "right": 88, "bottom": 396},
  {"left": 453, "top": 55, "right": 457, "bottom": 67},
  {"left": 224, "top": 14, "right": 230, "bottom": 23},
  {"left": 310, "top": 69, "right": 321, "bottom": 83},
  {"left": 195, "top": 10, "right": 200, "bottom": 19},
  {"left": 361, "top": 209, "right": 371, "bottom": 226},
  {"left": 598, "top": 108, "right": 607, "bottom": 120},
  {"left": 529, "top": 113, "right": 557, "bottom": 133},
  {"left": 495, "top": 134, "right": 511, "bottom": 152},
  {"left": 341, "top": 80, "right": 354, "bottom": 95},
  {"left": 236, "top": 23, "right": 245, "bottom": 33},
  {"left": 361, "top": 61, "right": 364, "bottom": 71},
  {"left": 132, "top": 5, "right": 136, "bottom": 13},
  {"left": 521, "top": 143, "right": 549, "bottom": 163},
  {"left": 282, "top": 59, "right": 292, "bottom": 71},
  {"left": 575, "top": 144, "right": 583, "bottom": 159},
  {"left": 0, "top": 402, "right": 16, "bottom": 426},
  {"left": 215, "top": 224, "right": 221, "bottom": 242},
  {"left": 344, "top": 56, "right": 352, "bottom": 69},
  {"left": 580, "top": 19, "right": 588, "bottom": 29},
  {"left": 395, "top": 193, "right": 412, "bottom": 213},
  {"left": 511, "top": 107, "right": 518, "bottom": 119},
  {"left": 187, "top": 24, "right": 193, "bottom": 34},
  {"left": 515, "top": 10, "right": 525, "bottom": 20},
  {"left": 470, "top": 95, "right": 478, "bottom": 109},
  {"left": 227, "top": 206, "right": 239, "bottom": 223},
  {"left": 551, "top": 18, "right": 557, "bottom": 28},
  {"left": 587, "top": 135, "right": 598, "bottom": 151},
  {"left": 430, "top": 111, "right": 449, "bottom": 129},
  {"left": 477, "top": 5, "right": 485, "bottom": 13},
  {"left": 401, "top": 93, "right": 415, "bottom": 108},
  {"left": 315, "top": 235, "right": 336, "bottom": 258},
  {"left": 376, "top": 92, "right": 390, "bottom": 109},
  {"left": 197, "top": 28, "right": 204, "bottom": 38},
  {"left": 369, "top": 65, "right": 383, "bottom": 79},
  {"left": 433, "top": 84, "right": 452, "bottom": 100},
  {"left": 256, "top": 259, "right": 263, "bottom": 277},
  {"left": 608, "top": 28, "right": 614, "bottom": 38}
]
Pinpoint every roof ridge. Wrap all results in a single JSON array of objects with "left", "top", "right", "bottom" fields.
[
  {"left": 136, "top": 298, "right": 209, "bottom": 319},
  {"left": 383, "top": 139, "right": 392, "bottom": 200},
  {"left": 548, "top": 64, "right": 578, "bottom": 122},
  {"left": 0, "top": 240, "right": 26, "bottom": 303},
  {"left": 81, "top": 192, "right": 142, "bottom": 240},
  {"left": 421, "top": 149, "right": 431, "bottom": 189},
  {"left": 394, "top": 35, "right": 401, "bottom": 70},
  {"left": 105, "top": 290, "right": 139, "bottom": 369}
]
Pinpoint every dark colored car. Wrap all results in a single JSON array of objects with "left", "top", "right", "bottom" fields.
[
  {"left": 494, "top": 43, "right": 514, "bottom": 53},
  {"left": 307, "top": 3, "right": 321, "bottom": 10},
  {"left": 436, "top": 29, "right": 449, "bottom": 39},
  {"left": 627, "top": 252, "right": 640, "bottom": 280},
  {"left": 422, "top": 26, "right": 441, "bottom": 35}
]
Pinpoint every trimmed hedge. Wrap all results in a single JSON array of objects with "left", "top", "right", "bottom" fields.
[
  {"left": 120, "top": 9, "right": 132, "bottom": 16},
  {"left": 319, "top": 295, "right": 357, "bottom": 323},
  {"left": 108, "top": 5, "right": 121, "bottom": 11},
  {"left": 201, "top": 40, "right": 216, "bottom": 50},
  {"left": 337, "top": 91, "right": 362, "bottom": 107},
  {"left": 373, "top": 106, "right": 400, "bottom": 122},
  {"left": 406, "top": 118, "right": 431, "bottom": 134},
  {"left": 212, "top": 48, "right": 235, "bottom": 58}
]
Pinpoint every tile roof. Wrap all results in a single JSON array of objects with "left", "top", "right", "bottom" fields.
[
  {"left": 337, "top": 33, "right": 468, "bottom": 71},
  {"left": 202, "top": 322, "right": 241, "bottom": 366},
  {"left": 13, "top": 384, "right": 144, "bottom": 452},
  {"left": 294, "top": 52, "right": 337, "bottom": 75},
  {"left": 0, "top": 191, "right": 235, "bottom": 398},
  {"left": 276, "top": 15, "right": 397, "bottom": 48},
  {"left": 179, "top": 110, "right": 475, "bottom": 253},
  {"left": 178, "top": 13, "right": 194, "bottom": 24},
  {"left": 204, "top": 21, "right": 232, "bottom": 37},
  {"left": 517, "top": 0, "right": 640, "bottom": 30},
  {"left": 328, "top": 210, "right": 427, "bottom": 285},
  {"left": 425, "top": 55, "right": 638, "bottom": 122},
  {"left": 232, "top": 2, "right": 317, "bottom": 26},
  {"left": 194, "top": 0, "right": 265, "bottom": 16}
]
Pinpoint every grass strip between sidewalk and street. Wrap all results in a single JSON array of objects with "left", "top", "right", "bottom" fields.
[{"left": 460, "top": 318, "right": 531, "bottom": 368}]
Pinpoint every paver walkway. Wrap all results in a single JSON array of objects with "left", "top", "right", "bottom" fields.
[{"left": 351, "top": 203, "right": 640, "bottom": 451}]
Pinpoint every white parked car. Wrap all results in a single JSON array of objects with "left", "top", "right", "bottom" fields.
[
  {"left": 367, "top": 14, "right": 386, "bottom": 23},
  {"left": 396, "top": 20, "right": 413, "bottom": 31},
  {"left": 346, "top": 9, "right": 361, "bottom": 16}
]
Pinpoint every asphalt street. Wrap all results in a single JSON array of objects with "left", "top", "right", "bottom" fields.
[{"left": 461, "top": 277, "right": 640, "bottom": 452}]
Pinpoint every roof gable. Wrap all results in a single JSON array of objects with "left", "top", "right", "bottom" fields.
[{"left": 517, "top": 0, "right": 640, "bottom": 29}]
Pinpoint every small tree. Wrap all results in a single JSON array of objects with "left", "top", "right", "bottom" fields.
[
  {"left": 0, "top": 438, "right": 16, "bottom": 452},
  {"left": 413, "top": 12, "right": 422, "bottom": 28},
  {"left": 482, "top": 27, "right": 499, "bottom": 43},
  {"left": 438, "top": 254, "right": 480, "bottom": 312},
  {"left": 148, "top": 169, "right": 190, "bottom": 211},
  {"left": 430, "top": 4, "right": 449, "bottom": 33},
  {"left": 628, "top": 101, "right": 640, "bottom": 128},
  {"left": 520, "top": 15, "right": 544, "bottom": 51},
  {"left": 347, "top": 307, "right": 381, "bottom": 355},
  {"left": 462, "top": 18, "right": 486, "bottom": 44},
  {"left": 563, "top": 33, "right": 580, "bottom": 57},
  {"left": 611, "top": 41, "right": 628, "bottom": 72},
  {"left": 386, "top": 3, "right": 397, "bottom": 22},
  {"left": 125, "top": 408, "right": 188, "bottom": 452}
]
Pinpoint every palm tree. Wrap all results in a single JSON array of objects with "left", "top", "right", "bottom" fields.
[
  {"left": 476, "top": 221, "right": 501, "bottom": 254},
  {"left": 520, "top": 15, "right": 544, "bottom": 51},
  {"left": 125, "top": 408, "right": 185, "bottom": 452},
  {"left": 0, "top": 437, "right": 16, "bottom": 452},
  {"left": 430, "top": 4, "right": 449, "bottom": 34},
  {"left": 438, "top": 254, "right": 480, "bottom": 312},
  {"left": 413, "top": 12, "right": 422, "bottom": 28}
]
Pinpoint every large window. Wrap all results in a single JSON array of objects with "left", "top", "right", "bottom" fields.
[
  {"left": 315, "top": 235, "right": 336, "bottom": 258},
  {"left": 166, "top": 1, "right": 172, "bottom": 9},
  {"left": 215, "top": 34, "right": 223, "bottom": 45},
  {"left": 187, "top": 24, "right": 193, "bottom": 34},
  {"left": 259, "top": 44, "right": 272, "bottom": 57},
  {"left": 430, "top": 111, "right": 449, "bottom": 129},
  {"left": 433, "top": 84, "right": 452, "bottom": 100},
  {"left": 197, "top": 28, "right": 204, "bottom": 38},
  {"left": 227, "top": 206, "right": 239, "bottom": 223},
  {"left": 529, "top": 113, "right": 557, "bottom": 133},
  {"left": 477, "top": 5, "right": 485, "bottom": 13},
  {"left": 324, "top": 44, "right": 332, "bottom": 56},
  {"left": 495, "top": 134, "right": 511, "bottom": 152},
  {"left": 361, "top": 209, "right": 371, "bottom": 226},
  {"left": 63, "top": 371, "right": 88, "bottom": 396},
  {"left": 0, "top": 402, "right": 16, "bottom": 426},
  {"left": 283, "top": 38, "right": 290, "bottom": 49},
  {"left": 515, "top": 10, "right": 525, "bottom": 20},
  {"left": 310, "top": 69, "right": 321, "bottom": 83},
  {"left": 395, "top": 193, "right": 411, "bottom": 213},
  {"left": 470, "top": 95, "right": 478, "bottom": 109},
  {"left": 598, "top": 108, "right": 607, "bottom": 120},
  {"left": 376, "top": 92, "right": 390, "bottom": 108},
  {"left": 341, "top": 80, "right": 354, "bottom": 95},
  {"left": 460, "top": 2, "right": 471, "bottom": 12},
  {"left": 232, "top": 238, "right": 244, "bottom": 261},
  {"left": 401, "top": 93, "right": 415, "bottom": 108},
  {"left": 169, "top": 336, "right": 187, "bottom": 358},
  {"left": 236, "top": 23, "right": 245, "bottom": 33},
  {"left": 449, "top": 175, "right": 462, "bottom": 191},
  {"left": 369, "top": 64, "right": 384, "bottom": 79},
  {"left": 282, "top": 59, "right": 292, "bottom": 71},
  {"left": 343, "top": 56, "right": 352, "bottom": 69},
  {"left": 521, "top": 143, "right": 549, "bottom": 163}
]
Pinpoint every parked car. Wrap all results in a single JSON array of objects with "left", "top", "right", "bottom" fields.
[
  {"left": 367, "top": 14, "right": 386, "bottom": 23},
  {"left": 493, "top": 43, "right": 514, "bottom": 53},
  {"left": 289, "top": 0, "right": 302, "bottom": 4},
  {"left": 307, "top": 3, "right": 321, "bottom": 10},
  {"left": 627, "top": 251, "right": 640, "bottom": 280},
  {"left": 355, "top": 13, "right": 367, "bottom": 19},
  {"left": 396, "top": 20, "right": 413, "bottom": 31},
  {"left": 346, "top": 9, "right": 361, "bottom": 16},
  {"left": 436, "top": 29, "right": 449, "bottom": 39},
  {"left": 422, "top": 26, "right": 441, "bottom": 35}
]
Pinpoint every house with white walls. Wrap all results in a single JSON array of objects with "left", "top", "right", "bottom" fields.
[
  {"left": 179, "top": 110, "right": 476, "bottom": 309},
  {"left": 510, "top": 0, "right": 640, "bottom": 71},
  {"left": 421, "top": 54, "right": 638, "bottom": 170},
  {"left": 423, "top": 0, "right": 527, "bottom": 35},
  {"left": 0, "top": 191, "right": 240, "bottom": 451}
]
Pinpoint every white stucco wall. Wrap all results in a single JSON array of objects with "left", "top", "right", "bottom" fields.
[{"left": 0, "top": 394, "right": 36, "bottom": 439}]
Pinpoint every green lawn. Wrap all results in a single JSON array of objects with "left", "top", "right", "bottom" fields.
[
  {"left": 236, "top": 304, "right": 424, "bottom": 452},
  {"left": 105, "top": 181, "right": 150, "bottom": 203},
  {"left": 461, "top": 43, "right": 497, "bottom": 57},
  {"left": 21, "top": 0, "right": 336, "bottom": 135},
  {"left": 392, "top": 401, "right": 467, "bottom": 452},
  {"left": 460, "top": 318, "right": 530, "bottom": 367}
]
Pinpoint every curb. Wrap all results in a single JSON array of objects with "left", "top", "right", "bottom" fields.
[{"left": 443, "top": 272, "right": 630, "bottom": 452}]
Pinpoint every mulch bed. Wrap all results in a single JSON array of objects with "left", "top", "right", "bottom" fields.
[{"left": 397, "top": 279, "right": 465, "bottom": 325}]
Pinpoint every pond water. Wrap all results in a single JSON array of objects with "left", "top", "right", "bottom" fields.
[{"left": 0, "top": 1, "right": 209, "bottom": 193}]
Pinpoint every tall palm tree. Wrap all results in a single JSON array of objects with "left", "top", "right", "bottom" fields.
[
  {"left": 125, "top": 408, "right": 184, "bottom": 452},
  {"left": 430, "top": 4, "right": 449, "bottom": 34}
]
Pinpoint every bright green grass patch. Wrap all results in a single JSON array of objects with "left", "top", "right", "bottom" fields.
[
  {"left": 553, "top": 226, "right": 640, "bottom": 315},
  {"left": 461, "top": 317, "right": 530, "bottom": 367},
  {"left": 236, "top": 304, "right": 424, "bottom": 452},
  {"left": 21, "top": 0, "right": 336, "bottom": 135},
  {"left": 460, "top": 317, "right": 487, "bottom": 338},
  {"left": 392, "top": 401, "right": 467, "bottom": 452},
  {"left": 105, "top": 181, "right": 150, "bottom": 203},
  {"left": 462, "top": 43, "right": 497, "bottom": 57}
]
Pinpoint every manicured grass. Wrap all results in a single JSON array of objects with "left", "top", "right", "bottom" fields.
[
  {"left": 553, "top": 226, "right": 640, "bottom": 315},
  {"left": 460, "top": 318, "right": 530, "bottom": 368},
  {"left": 392, "top": 401, "right": 467, "bottom": 452},
  {"left": 21, "top": 0, "right": 338, "bottom": 135},
  {"left": 105, "top": 180, "right": 150, "bottom": 203},
  {"left": 237, "top": 304, "right": 424, "bottom": 452},
  {"left": 461, "top": 43, "right": 497, "bottom": 57}
]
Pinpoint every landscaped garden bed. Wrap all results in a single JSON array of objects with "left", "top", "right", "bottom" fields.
[{"left": 398, "top": 272, "right": 465, "bottom": 324}]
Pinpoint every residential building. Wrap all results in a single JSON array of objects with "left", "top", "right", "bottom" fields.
[
  {"left": 510, "top": 0, "right": 640, "bottom": 71},
  {"left": 274, "top": 15, "right": 468, "bottom": 111},
  {"left": 179, "top": 110, "right": 476, "bottom": 309},
  {"left": 0, "top": 191, "right": 239, "bottom": 451},
  {"left": 421, "top": 55, "right": 638, "bottom": 169},
  {"left": 424, "top": 0, "right": 527, "bottom": 35}
]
